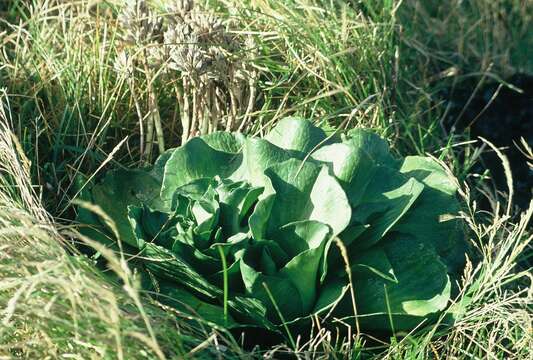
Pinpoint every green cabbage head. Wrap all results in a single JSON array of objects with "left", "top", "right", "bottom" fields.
[{"left": 78, "top": 118, "right": 466, "bottom": 333}]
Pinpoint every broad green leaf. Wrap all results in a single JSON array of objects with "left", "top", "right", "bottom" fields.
[
  {"left": 338, "top": 223, "right": 368, "bottom": 247},
  {"left": 239, "top": 187, "right": 264, "bottom": 224},
  {"left": 205, "top": 232, "right": 250, "bottom": 259},
  {"left": 265, "top": 117, "right": 327, "bottom": 154},
  {"left": 170, "top": 241, "right": 220, "bottom": 274},
  {"left": 143, "top": 242, "right": 220, "bottom": 299},
  {"left": 351, "top": 166, "right": 424, "bottom": 250},
  {"left": 214, "top": 179, "right": 263, "bottom": 236},
  {"left": 400, "top": 156, "right": 457, "bottom": 195},
  {"left": 309, "top": 166, "right": 351, "bottom": 236},
  {"left": 201, "top": 131, "right": 246, "bottom": 154},
  {"left": 238, "top": 138, "right": 294, "bottom": 185},
  {"left": 264, "top": 158, "right": 351, "bottom": 237},
  {"left": 172, "top": 178, "right": 213, "bottom": 202},
  {"left": 143, "top": 242, "right": 274, "bottom": 329},
  {"left": 263, "top": 159, "right": 321, "bottom": 235},
  {"left": 236, "top": 240, "right": 290, "bottom": 272},
  {"left": 151, "top": 148, "right": 174, "bottom": 181},
  {"left": 248, "top": 175, "right": 276, "bottom": 241},
  {"left": 240, "top": 259, "right": 304, "bottom": 321},
  {"left": 349, "top": 247, "right": 398, "bottom": 283},
  {"left": 78, "top": 117, "right": 467, "bottom": 336},
  {"left": 274, "top": 221, "right": 333, "bottom": 312},
  {"left": 77, "top": 212, "right": 119, "bottom": 251},
  {"left": 161, "top": 137, "right": 242, "bottom": 200},
  {"left": 345, "top": 129, "right": 396, "bottom": 167},
  {"left": 190, "top": 187, "right": 220, "bottom": 245},
  {"left": 128, "top": 207, "right": 221, "bottom": 273},
  {"left": 127, "top": 206, "right": 149, "bottom": 248},
  {"left": 312, "top": 143, "right": 375, "bottom": 207},
  {"left": 331, "top": 235, "right": 451, "bottom": 331},
  {"left": 312, "top": 277, "right": 350, "bottom": 315},
  {"left": 280, "top": 241, "right": 327, "bottom": 314},
  {"left": 74, "top": 175, "right": 123, "bottom": 253},
  {"left": 92, "top": 169, "right": 162, "bottom": 248},
  {"left": 274, "top": 220, "right": 331, "bottom": 257},
  {"left": 227, "top": 296, "right": 275, "bottom": 330},
  {"left": 396, "top": 156, "right": 466, "bottom": 273},
  {"left": 207, "top": 259, "right": 244, "bottom": 292}
]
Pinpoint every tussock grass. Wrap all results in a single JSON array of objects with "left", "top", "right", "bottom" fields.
[
  {"left": 400, "top": 0, "right": 532, "bottom": 77},
  {"left": 216, "top": 0, "right": 399, "bottom": 130},
  {"left": 0, "top": 0, "right": 531, "bottom": 359},
  {"left": 0, "top": 0, "right": 401, "bottom": 213},
  {"left": 0, "top": 95, "right": 245, "bottom": 359}
]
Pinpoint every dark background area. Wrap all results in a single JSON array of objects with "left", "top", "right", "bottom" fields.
[{"left": 443, "top": 74, "right": 532, "bottom": 212}]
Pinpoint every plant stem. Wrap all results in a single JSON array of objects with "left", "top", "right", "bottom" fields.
[
  {"left": 227, "top": 83, "right": 238, "bottom": 131},
  {"left": 200, "top": 81, "right": 209, "bottom": 135},
  {"left": 216, "top": 245, "right": 229, "bottom": 326},
  {"left": 142, "top": 54, "right": 164, "bottom": 159},
  {"left": 181, "top": 77, "right": 190, "bottom": 144},
  {"left": 190, "top": 87, "right": 198, "bottom": 137},
  {"left": 239, "top": 71, "right": 257, "bottom": 132},
  {"left": 173, "top": 82, "right": 184, "bottom": 141},
  {"left": 128, "top": 76, "right": 145, "bottom": 159}
]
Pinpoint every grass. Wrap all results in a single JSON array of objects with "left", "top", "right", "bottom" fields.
[{"left": 0, "top": 0, "right": 531, "bottom": 358}]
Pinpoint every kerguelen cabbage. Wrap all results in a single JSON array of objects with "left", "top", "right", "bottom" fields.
[{"left": 77, "top": 118, "right": 467, "bottom": 334}]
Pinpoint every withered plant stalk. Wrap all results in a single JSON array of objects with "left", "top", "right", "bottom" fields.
[{"left": 115, "top": 0, "right": 259, "bottom": 155}]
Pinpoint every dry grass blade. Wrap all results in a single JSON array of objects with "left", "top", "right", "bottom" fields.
[
  {"left": 0, "top": 92, "right": 233, "bottom": 359},
  {"left": 478, "top": 137, "right": 514, "bottom": 217}
]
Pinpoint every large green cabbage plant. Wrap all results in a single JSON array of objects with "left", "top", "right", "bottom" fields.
[{"left": 78, "top": 118, "right": 466, "bottom": 334}]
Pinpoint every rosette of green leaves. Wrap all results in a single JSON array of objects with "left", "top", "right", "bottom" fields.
[{"left": 78, "top": 118, "right": 466, "bottom": 333}]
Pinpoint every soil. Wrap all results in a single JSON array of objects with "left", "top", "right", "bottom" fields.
[{"left": 442, "top": 74, "right": 533, "bottom": 212}]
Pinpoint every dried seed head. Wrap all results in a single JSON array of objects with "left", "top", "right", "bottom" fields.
[
  {"left": 167, "top": 0, "right": 195, "bottom": 25},
  {"left": 168, "top": 0, "right": 194, "bottom": 15},
  {"left": 118, "top": 0, "right": 163, "bottom": 45},
  {"left": 166, "top": 30, "right": 208, "bottom": 76},
  {"left": 188, "top": 11, "right": 224, "bottom": 37},
  {"left": 244, "top": 35, "right": 256, "bottom": 52},
  {"left": 162, "top": 0, "right": 258, "bottom": 133},
  {"left": 114, "top": 50, "right": 133, "bottom": 75},
  {"left": 164, "top": 5, "right": 238, "bottom": 80},
  {"left": 146, "top": 45, "right": 167, "bottom": 69}
]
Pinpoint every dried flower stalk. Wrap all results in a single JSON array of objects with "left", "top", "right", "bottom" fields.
[{"left": 114, "top": 0, "right": 259, "bottom": 156}]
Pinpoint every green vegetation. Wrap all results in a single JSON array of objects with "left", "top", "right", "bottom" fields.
[
  {"left": 0, "top": 0, "right": 531, "bottom": 358},
  {"left": 79, "top": 117, "right": 467, "bottom": 335}
]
